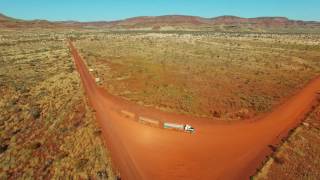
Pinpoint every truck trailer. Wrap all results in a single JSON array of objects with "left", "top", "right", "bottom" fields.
[{"left": 139, "top": 116, "right": 160, "bottom": 127}]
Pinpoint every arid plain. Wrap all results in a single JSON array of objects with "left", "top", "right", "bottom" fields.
[{"left": 1, "top": 13, "right": 320, "bottom": 179}]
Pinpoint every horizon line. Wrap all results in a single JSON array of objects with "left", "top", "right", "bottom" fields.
[{"left": 1, "top": 12, "right": 319, "bottom": 23}]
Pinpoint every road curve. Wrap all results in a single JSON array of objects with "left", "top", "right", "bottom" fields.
[{"left": 69, "top": 41, "right": 320, "bottom": 180}]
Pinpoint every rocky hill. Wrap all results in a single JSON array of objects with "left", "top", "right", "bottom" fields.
[{"left": 0, "top": 13, "right": 319, "bottom": 32}]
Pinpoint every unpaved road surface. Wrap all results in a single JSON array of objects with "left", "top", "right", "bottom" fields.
[{"left": 69, "top": 41, "right": 320, "bottom": 180}]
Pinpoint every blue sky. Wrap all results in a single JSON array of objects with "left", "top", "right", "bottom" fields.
[{"left": 0, "top": 0, "right": 319, "bottom": 22}]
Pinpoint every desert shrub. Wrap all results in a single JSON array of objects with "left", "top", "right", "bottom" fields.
[
  {"left": 273, "top": 156, "right": 285, "bottom": 164},
  {"left": 30, "top": 105, "right": 41, "bottom": 119}
]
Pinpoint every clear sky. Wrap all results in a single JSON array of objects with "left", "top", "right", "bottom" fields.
[{"left": 0, "top": 0, "right": 319, "bottom": 22}]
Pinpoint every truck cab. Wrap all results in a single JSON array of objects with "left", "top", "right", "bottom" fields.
[{"left": 184, "top": 124, "right": 195, "bottom": 133}]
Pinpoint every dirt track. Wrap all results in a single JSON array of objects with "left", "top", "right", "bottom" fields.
[{"left": 69, "top": 41, "right": 320, "bottom": 180}]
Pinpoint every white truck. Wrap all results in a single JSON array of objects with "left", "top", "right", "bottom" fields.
[
  {"left": 163, "top": 122, "right": 195, "bottom": 133},
  {"left": 184, "top": 124, "right": 195, "bottom": 133}
]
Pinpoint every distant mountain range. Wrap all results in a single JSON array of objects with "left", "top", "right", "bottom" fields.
[{"left": 1, "top": 13, "right": 320, "bottom": 32}]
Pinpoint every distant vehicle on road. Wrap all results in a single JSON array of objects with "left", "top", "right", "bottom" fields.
[
  {"left": 120, "top": 110, "right": 135, "bottom": 119},
  {"left": 139, "top": 116, "right": 160, "bottom": 127},
  {"left": 184, "top": 124, "right": 195, "bottom": 133},
  {"left": 119, "top": 109, "right": 196, "bottom": 133},
  {"left": 164, "top": 122, "right": 184, "bottom": 130},
  {"left": 163, "top": 122, "right": 195, "bottom": 133}
]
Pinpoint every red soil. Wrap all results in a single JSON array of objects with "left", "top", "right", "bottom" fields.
[{"left": 69, "top": 41, "right": 320, "bottom": 180}]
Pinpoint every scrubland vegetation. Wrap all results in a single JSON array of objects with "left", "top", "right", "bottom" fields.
[
  {"left": 255, "top": 101, "right": 320, "bottom": 179},
  {"left": 0, "top": 30, "right": 114, "bottom": 179},
  {"left": 74, "top": 31, "right": 320, "bottom": 179},
  {"left": 76, "top": 32, "right": 320, "bottom": 120},
  {"left": 1, "top": 28, "right": 320, "bottom": 179}
]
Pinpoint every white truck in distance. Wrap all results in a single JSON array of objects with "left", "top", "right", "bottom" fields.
[
  {"left": 184, "top": 124, "right": 195, "bottom": 133},
  {"left": 163, "top": 122, "right": 195, "bottom": 133}
]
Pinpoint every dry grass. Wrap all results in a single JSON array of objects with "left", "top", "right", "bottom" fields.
[
  {"left": 254, "top": 102, "right": 320, "bottom": 180},
  {"left": 76, "top": 32, "right": 320, "bottom": 120},
  {"left": 0, "top": 30, "right": 115, "bottom": 179},
  {"left": 1, "top": 29, "right": 319, "bottom": 179}
]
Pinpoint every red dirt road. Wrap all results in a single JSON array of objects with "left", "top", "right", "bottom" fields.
[{"left": 69, "top": 41, "right": 320, "bottom": 180}]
